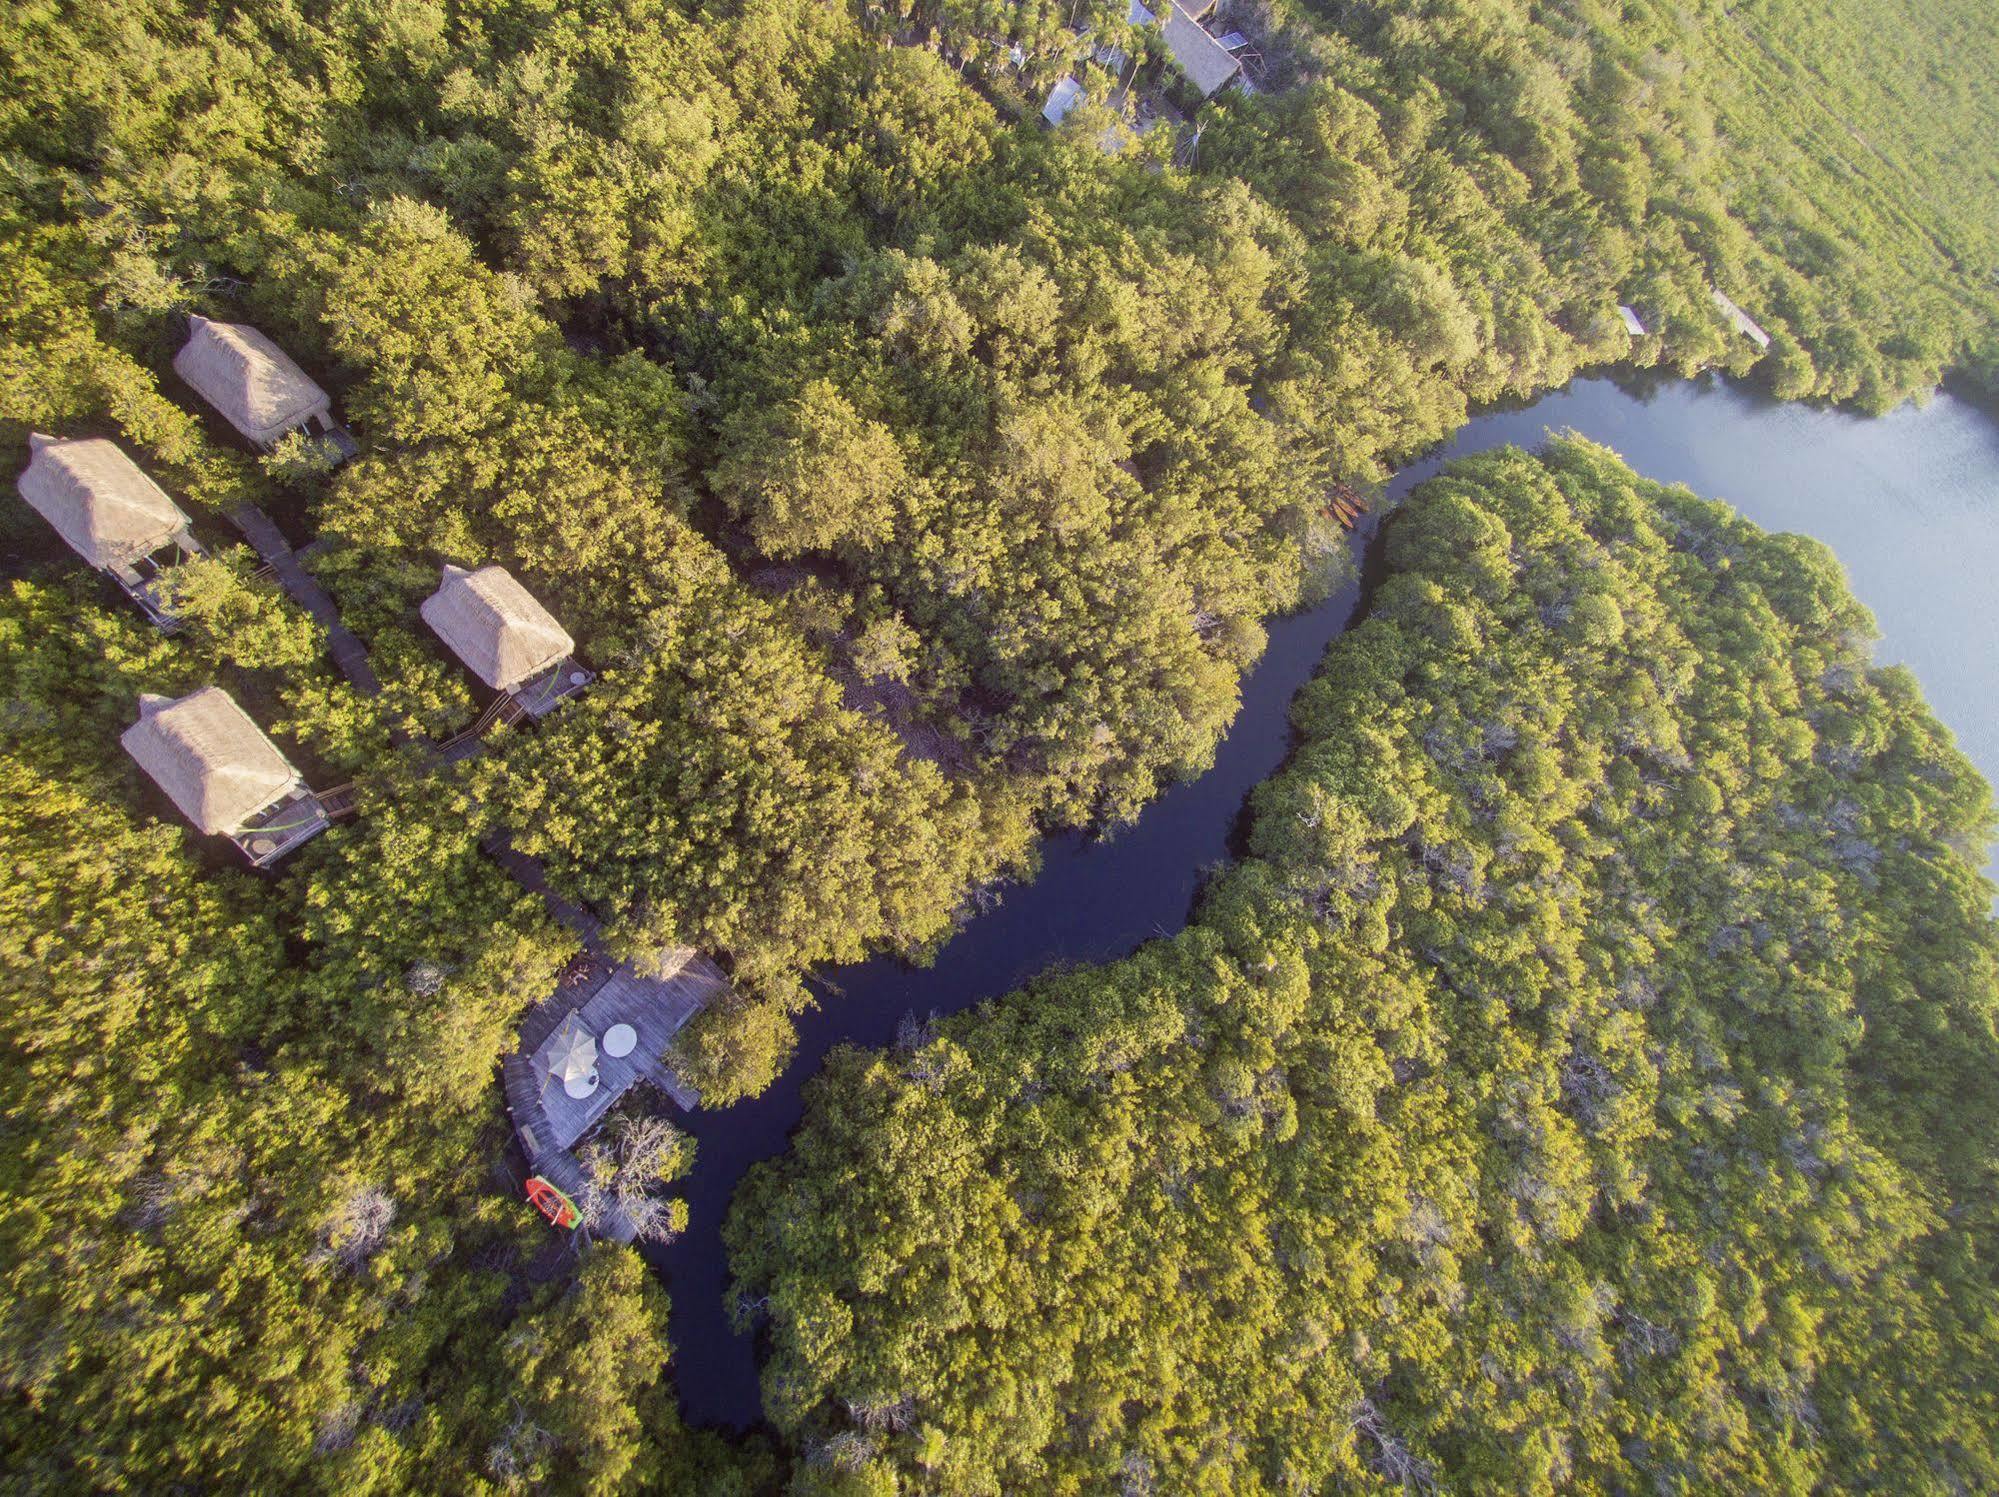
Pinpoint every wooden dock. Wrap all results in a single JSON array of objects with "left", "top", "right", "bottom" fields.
[
  {"left": 504, "top": 950, "right": 720, "bottom": 1154},
  {"left": 491, "top": 831, "right": 721, "bottom": 1113},
  {"left": 501, "top": 940, "right": 725, "bottom": 1244}
]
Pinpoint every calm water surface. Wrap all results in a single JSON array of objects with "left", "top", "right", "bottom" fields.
[
  {"left": 657, "top": 375, "right": 1999, "bottom": 1430},
  {"left": 1422, "top": 376, "right": 1999, "bottom": 811}
]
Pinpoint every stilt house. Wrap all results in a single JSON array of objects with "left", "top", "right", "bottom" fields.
[
  {"left": 15, "top": 434, "right": 204, "bottom": 627},
  {"left": 421, "top": 563, "right": 593, "bottom": 720},
  {"left": 174, "top": 316, "right": 358, "bottom": 460},
  {"left": 121, "top": 687, "right": 329, "bottom": 865}
]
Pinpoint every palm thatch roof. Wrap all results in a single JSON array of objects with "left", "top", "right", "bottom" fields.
[
  {"left": 15, "top": 435, "right": 189, "bottom": 569},
  {"left": 420, "top": 564, "right": 575, "bottom": 692},
  {"left": 1163, "top": 3, "right": 1241, "bottom": 98},
  {"left": 173, "top": 316, "right": 332, "bottom": 446},
  {"left": 120, "top": 688, "right": 303, "bottom": 835}
]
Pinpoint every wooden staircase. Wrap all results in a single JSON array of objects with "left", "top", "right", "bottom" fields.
[{"left": 316, "top": 782, "right": 360, "bottom": 820}]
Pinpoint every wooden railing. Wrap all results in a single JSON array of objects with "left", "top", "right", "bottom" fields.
[
  {"left": 436, "top": 693, "right": 528, "bottom": 757},
  {"left": 317, "top": 782, "right": 360, "bottom": 820}
]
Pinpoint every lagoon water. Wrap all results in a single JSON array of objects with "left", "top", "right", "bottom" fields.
[
  {"left": 1415, "top": 377, "right": 1999, "bottom": 818},
  {"left": 657, "top": 375, "right": 1999, "bottom": 1430}
]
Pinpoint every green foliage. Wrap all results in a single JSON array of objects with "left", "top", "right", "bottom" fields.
[
  {"left": 487, "top": 1248, "right": 673, "bottom": 1492},
  {"left": 0, "top": 0, "right": 1994, "bottom": 1480},
  {"left": 155, "top": 549, "right": 326, "bottom": 672},
  {"left": 671, "top": 993, "right": 805, "bottom": 1108},
  {"left": 714, "top": 379, "right": 908, "bottom": 557},
  {"left": 730, "top": 441, "right": 1999, "bottom": 1492}
]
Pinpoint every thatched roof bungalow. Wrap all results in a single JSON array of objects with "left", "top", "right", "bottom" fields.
[
  {"left": 421, "top": 563, "right": 591, "bottom": 717},
  {"left": 174, "top": 316, "right": 343, "bottom": 450},
  {"left": 16, "top": 435, "right": 204, "bottom": 625},
  {"left": 1163, "top": 3, "right": 1242, "bottom": 100},
  {"left": 16, "top": 435, "right": 192, "bottom": 570},
  {"left": 121, "top": 687, "right": 327, "bottom": 864}
]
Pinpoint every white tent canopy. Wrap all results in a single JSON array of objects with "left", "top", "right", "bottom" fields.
[
  {"left": 16, "top": 434, "right": 190, "bottom": 570},
  {"left": 120, "top": 688, "right": 304, "bottom": 835},
  {"left": 420, "top": 563, "right": 576, "bottom": 692},
  {"left": 174, "top": 315, "right": 332, "bottom": 446}
]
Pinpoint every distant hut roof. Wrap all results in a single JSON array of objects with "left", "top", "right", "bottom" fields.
[
  {"left": 1710, "top": 288, "right": 1772, "bottom": 350},
  {"left": 1617, "top": 304, "right": 1648, "bottom": 337},
  {"left": 121, "top": 687, "right": 303, "bottom": 835},
  {"left": 1043, "top": 76, "right": 1086, "bottom": 126},
  {"left": 1163, "top": 4, "right": 1242, "bottom": 98},
  {"left": 420, "top": 563, "right": 576, "bottom": 692},
  {"left": 15, "top": 434, "right": 189, "bottom": 569},
  {"left": 173, "top": 316, "right": 332, "bottom": 445}
]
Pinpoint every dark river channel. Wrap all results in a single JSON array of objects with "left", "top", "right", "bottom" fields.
[{"left": 655, "top": 374, "right": 1999, "bottom": 1430}]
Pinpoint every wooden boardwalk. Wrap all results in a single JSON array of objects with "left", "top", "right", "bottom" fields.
[
  {"left": 215, "top": 503, "right": 729, "bottom": 1225},
  {"left": 483, "top": 835, "right": 607, "bottom": 951},
  {"left": 227, "top": 504, "right": 382, "bottom": 695},
  {"left": 16, "top": 419, "right": 726, "bottom": 1235}
]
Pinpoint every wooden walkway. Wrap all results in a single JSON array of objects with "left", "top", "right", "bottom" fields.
[
  {"left": 437, "top": 693, "right": 526, "bottom": 764},
  {"left": 484, "top": 834, "right": 607, "bottom": 952},
  {"left": 227, "top": 504, "right": 381, "bottom": 695},
  {"left": 224, "top": 508, "right": 727, "bottom": 1167},
  {"left": 488, "top": 831, "right": 712, "bottom": 1112}
]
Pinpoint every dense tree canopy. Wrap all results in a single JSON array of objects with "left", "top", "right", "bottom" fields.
[
  {"left": 1, "top": 0, "right": 1995, "bottom": 1483},
  {"left": 730, "top": 441, "right": 1999, "bottom": 1492}
]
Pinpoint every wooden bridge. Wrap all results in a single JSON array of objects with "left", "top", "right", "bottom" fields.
[
  {"left": 316, "top": 781, "right": 360, "bottom": 820},
  {"left": 438, "top": 692, "right": 527, "bottom": 764}
]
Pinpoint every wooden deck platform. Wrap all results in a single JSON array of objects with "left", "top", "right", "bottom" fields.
[
  {"left": 508, "top": 950, "right": 720, "bottom": 1154},
  {"left": 228, "top": 787, "right": 330, "bottom": 867},
  {"left": 509, "top": 658, "right": 595, "bottom": 721},
  {"left": 501, "top": 939, "right": 724, "bottom": 1242}
]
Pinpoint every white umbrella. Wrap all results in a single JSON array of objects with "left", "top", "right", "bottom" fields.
[{"left": 548, "top": 1019, "right": 598, "bottom": 1099}]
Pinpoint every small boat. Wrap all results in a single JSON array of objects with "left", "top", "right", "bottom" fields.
[{"left": 525, "top": 1175, "right": 580, "bottom": 1229}]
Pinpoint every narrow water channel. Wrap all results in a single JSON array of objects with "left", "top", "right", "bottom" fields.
[{"left": 655, "top": 374, "right": 1999, "bottom": 1430}]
